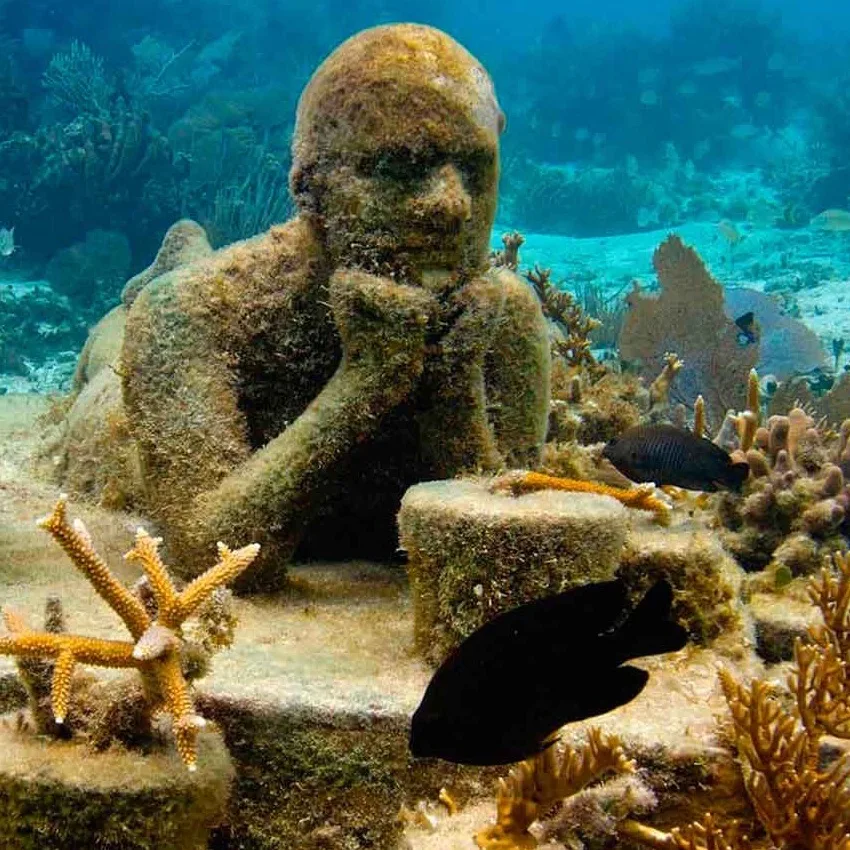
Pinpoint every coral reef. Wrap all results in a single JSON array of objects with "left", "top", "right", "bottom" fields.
[
  {"left": 52, "top": 24, "right": 551, "bottom": 591},
  {"left": 397, "top": 478, "right": 628, "bottom": 664},
  {"left": 619, "top": 234, "right": 758, "bottom": 426}
]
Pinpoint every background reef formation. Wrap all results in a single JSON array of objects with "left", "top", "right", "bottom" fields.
[{"left": 45, "top": 24, "right": 552, "bottom": 591}]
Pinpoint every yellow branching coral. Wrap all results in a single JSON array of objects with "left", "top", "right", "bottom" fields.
[
  {"left": 525, "top": 264, "right": 603, "bottom": 376},
  {"left": 604, "top": 551, "right": 850, "bottom": 850},
  {"left": 475, "top": 728, "right": 635, "bottom": 849},
  {"left": 713, "top": 551, "right": 850, "bottom": 849},
  {"left": 0, "top": 496, "right": 259, "bottom": 770},
  {"left": 619, "top": 813, "right": 749, "bottom": 850},
  {"left": 492, "top": 470, "right": 671, "bottom": 525},
  {"left": 792, "top": 551, "right": 850, "bottom": 738}
]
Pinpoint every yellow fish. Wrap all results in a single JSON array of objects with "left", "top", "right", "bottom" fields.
[{"left": 810, "top": 209, "right": 850, "bottom": 232}]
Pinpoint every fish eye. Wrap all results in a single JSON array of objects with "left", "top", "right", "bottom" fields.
[{"left": 630, "top": 451, "right": 638, "bottom": 462}]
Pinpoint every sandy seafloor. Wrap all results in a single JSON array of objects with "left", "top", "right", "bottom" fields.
[{"left": 1, "top": 219, "right": 848, "bottom": 395}]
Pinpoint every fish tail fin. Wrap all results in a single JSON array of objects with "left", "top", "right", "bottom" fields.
[
  {"left": 616, "top": 579, "right": 687, "bottom": 661},
  {"left": 728, "top": 462, "right": 750, "bottom": 491}
]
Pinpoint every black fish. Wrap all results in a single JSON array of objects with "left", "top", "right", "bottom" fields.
[
  {"left": 734, "top": 311, "right": 759, "bottom": 346},
  {"left": 409, "top": 578, "right": 686, "bottom": 765},
  {"left": 602, "top": 424, "right": 749, "bottom": 492}
]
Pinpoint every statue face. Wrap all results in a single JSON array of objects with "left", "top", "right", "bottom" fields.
[
  {"left": 290, "top": 25, "right": 505, "bottom": 284},
  {"left": 316, "top": 122, "right": 500, "bottom": 284}
]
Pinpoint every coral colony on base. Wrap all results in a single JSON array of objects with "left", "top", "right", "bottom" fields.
[{"left": 2, "top": 1, "right": 850, "bottom": 848}]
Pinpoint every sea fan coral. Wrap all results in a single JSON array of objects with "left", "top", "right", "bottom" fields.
[{"left": 619, "top": 234, "right": 758, "bottom": 426}]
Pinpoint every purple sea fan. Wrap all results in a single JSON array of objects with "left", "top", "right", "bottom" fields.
[{"left": 724, "top": 288, "right": 825, "bottom": 381}]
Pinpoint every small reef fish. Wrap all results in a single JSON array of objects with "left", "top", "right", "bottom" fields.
[
  {"left": 603, "top": 424, "right": 750, "bottom": 492},
  {"left": 810, "top": 209, "right": 850, "bottom": 232},
  {"left": 409, "top": 578, "right": 687, "bottom": 765},
  {"left": 0, "top": 227, "right": 15, "bottom": 257},
  {"left": 734, "top": 311, "right": 759, "bottom": 345}
]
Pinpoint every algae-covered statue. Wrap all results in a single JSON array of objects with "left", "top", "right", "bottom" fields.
[{"left": 50, "top": 23, "right": 551, "bottom": 590}]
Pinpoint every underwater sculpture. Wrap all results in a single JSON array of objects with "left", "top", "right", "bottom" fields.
[
  {"left": 53, "top": 24, "right": 551, "bottom": 589},
  {"left": 409, "top": 578, "right": 687, "bottom": 765}
]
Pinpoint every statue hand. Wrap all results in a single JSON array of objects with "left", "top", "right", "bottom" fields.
[
  {"left": 329, "top": 268, "right": 438, "bottom": 367},
  {"left": 431, "top": 274, "right": 506, "bottom": 367}
]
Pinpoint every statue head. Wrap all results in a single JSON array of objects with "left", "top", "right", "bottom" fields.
[{"left": 290, "top": 24, "right": 505, "bottom": 283}]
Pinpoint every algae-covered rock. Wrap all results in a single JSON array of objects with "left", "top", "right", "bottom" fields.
[
  {"left": 0, "top": 721, "right": 233, "bottom": 850},
  {"left": 398, "top": 477, "right": 628, "bottom": 664},
  {"left": 619, "top": 528, "right": 747, "bottom": 645}
]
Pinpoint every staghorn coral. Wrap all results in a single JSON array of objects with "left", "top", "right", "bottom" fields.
[
  {"left": 474, "top": 728, "right": 636, "bottom": 849},
  {"left": 619, "top": 234, "right": 758, "bottom": 427},
  {"left": 0, "top": 496, "right": 259, "bottom": 770}
]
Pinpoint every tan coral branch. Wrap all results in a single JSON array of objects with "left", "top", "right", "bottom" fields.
[
  {"left": 38, "top": 496, "right": 151, "bottom": 639},
  {"left": 0, "top": 497, "right": 260, "bottom": 770},
  {"left": 475, "top": 728, "right": 634, "bottom": 849}
]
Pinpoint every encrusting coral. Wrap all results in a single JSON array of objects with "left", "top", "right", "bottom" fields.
[{"left": 0, "top": 496, "right": 259, "bottom": 770}]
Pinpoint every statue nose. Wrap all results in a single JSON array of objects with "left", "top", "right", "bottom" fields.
[{"left": 412, "top": 164, "right": 472, "bottom": 223}]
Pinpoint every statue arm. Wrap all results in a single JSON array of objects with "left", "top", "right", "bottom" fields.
[
  {"left": 189, "top": 269, "right": 436, "bottom": 586},
  {"left": 484, "top": 269, "right": 552, "bottom": 469}
]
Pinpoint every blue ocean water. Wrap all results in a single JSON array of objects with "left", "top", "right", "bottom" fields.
[{"left": 0, "top": 1, "right": 849, "bottom": 391}]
